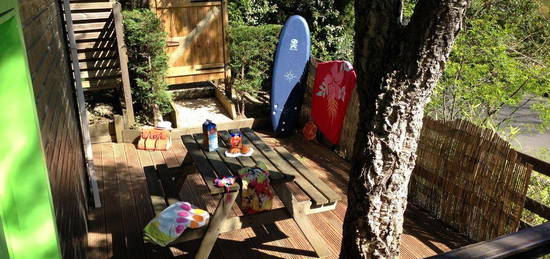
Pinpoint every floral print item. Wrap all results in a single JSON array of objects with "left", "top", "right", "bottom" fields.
[
  {"left": 238, "top": 162, "right": 274, "bottom": 215},
  {"left": 144, "top": 202, "right": 209, "bottom": 246}
]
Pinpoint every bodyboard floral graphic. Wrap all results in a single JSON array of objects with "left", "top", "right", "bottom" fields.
[{"left": 311, "top": 61, "right": 356, "bottom": 144}]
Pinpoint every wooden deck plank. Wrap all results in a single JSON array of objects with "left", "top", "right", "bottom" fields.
[
  {"left": 123, "top": 144, "right": 169, "bottom": 259},
  {"left": 170, "top": 138, "right": 188, "bottom": 166},
  {"left": 144, "top": 164, "right": 168, "bottom": 215},
  {"left": 124, "top": 144, "right": 156, "bottom": 222},
  {"left": 87, "top": 144, "right": 109, "bottom": 259},
  {"left": 150, "top": 149, "right": 167, "bottom": 168},
  {"left": 160, "top": 145, "right": 180, "bottom": 168},
  {"left": 275, "top": 218, "right": 317, "bottom": 259},
  {"left": 101, "top": 143, "right": 127, "bottom": 258},
  {"left": 138, "top": 150, "right": 168, "bottom": 216},
  {"left": 113, "top": 144, "right": 147, "bottom": 259}
]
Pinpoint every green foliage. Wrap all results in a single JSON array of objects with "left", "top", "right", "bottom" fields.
[
  {"left": 425, "top": 0, "right": 550, "bottom": 132},
  {"left": 228, "top": 0, "right": 279, "bottom": 26},
  {"left": 118, "top": 0, "right": 148, "bottom": 9},
  {"left": 227, "top": 0, "right": 354, "bottom": 115},
  {"left": 123, "top": 9, "right": 172, "bottom": 124},
  {"left": 228, "top": 0, "right": 354, "bottom": 61},
  {"left": 228, "top": 25, "right": 281, "bottom": 114}
]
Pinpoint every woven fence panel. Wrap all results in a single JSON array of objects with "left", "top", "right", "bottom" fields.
[{"left": 409, "top": 117, "right": 533, "bottom": 241}]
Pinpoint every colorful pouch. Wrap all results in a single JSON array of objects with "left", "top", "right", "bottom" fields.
[
  {"left": 143, "top": 202, "right": 209, "bottom": 247},
  {"left": 238, "top": 162, "right": 274, "bottom": 214}
]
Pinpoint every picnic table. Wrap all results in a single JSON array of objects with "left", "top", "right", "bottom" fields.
[{"left": 149, "top": 128, "right": 340, "bottom": 258}]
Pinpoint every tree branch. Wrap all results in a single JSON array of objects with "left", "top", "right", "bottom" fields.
[
  {"left": 401, "top": 0, "right": 469, "bottom": 94},
  {"left": 483, "top": 77, "right": 531, "bottom": 124}
]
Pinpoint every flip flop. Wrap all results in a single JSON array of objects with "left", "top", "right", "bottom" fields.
[
  {"left": 146, "top": 130, "right": 160, "bottom": 151},
  {"left": 155, "top": 130, "right": 171, "bottom": 151},
  {"left": 137, "top": 130, "right": 150, "bottom": 150}
]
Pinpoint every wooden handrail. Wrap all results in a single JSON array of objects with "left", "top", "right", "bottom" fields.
[
  {"left": 525, "top": 197, "right": 550, "bottom": 221},
  {"left": 516, "top": 151, "right": 550, "bottom": 223},
  {"left": 112, "top": 2, "right": 135, "bottom": 126},
  {"left": 429, "top": 222, "right": 550, "bottom": 258},
  {"left": 518, "top": 151, "right": 550, "bottom": 177}
]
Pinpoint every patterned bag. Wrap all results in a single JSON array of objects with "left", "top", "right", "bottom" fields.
[{"left": 238, "top": 162, "right": 274, "bottom": 214}]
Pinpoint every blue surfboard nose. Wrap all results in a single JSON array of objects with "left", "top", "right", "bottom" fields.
[{"left": 271, "top": 15, "right": 311, "bottom": 136}]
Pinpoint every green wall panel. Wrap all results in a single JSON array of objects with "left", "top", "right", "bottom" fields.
[{"left": 0, "top": 2, "right": 62, "bottom": 259}]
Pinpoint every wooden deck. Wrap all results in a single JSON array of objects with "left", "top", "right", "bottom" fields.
[{"left": 87, "top": 131, "right": 471, "bottom": 259}]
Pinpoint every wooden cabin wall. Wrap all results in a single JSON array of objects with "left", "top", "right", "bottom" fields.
[{"left": 18, "top": 0, "right": 89, "bottom": 258}]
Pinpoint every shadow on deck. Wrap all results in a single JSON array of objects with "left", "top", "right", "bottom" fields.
[{"left": 87, "top": 132, "right": 471, "bottom": 259}]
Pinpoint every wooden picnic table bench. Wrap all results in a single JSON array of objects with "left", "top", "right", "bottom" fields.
[{"left": 144, "top": 128, "right": 341, "bottom": 258}]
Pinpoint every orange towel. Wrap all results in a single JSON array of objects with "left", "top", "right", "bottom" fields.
[
  {"left": 155, "top": 130, "right": 171, "bottom": 151},
  {"left": 137, "top": 130, "right": 150, "bottom": 150},
  {"left": 146, "top": 130, "right": 160, "bottom": 151}
]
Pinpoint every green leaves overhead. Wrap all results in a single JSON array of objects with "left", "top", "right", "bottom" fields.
[{"left": 426, "top": 0, "right": 550, "bottom": 132}]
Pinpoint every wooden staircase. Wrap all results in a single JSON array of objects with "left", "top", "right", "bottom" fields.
[{"left": 63, "top": 0, "right": 135, "bottom": 124}]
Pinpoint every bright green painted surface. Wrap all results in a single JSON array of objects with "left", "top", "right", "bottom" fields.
[{"left": 0, "top": 2, "right": 62, "bottom": 258}]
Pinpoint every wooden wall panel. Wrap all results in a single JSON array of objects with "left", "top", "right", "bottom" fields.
[
  {"left": 19, "top": 0, "right": 89, "bottom": 258},
  {"left": 152, "top": 0, "right": 229, "bottom": 85}
]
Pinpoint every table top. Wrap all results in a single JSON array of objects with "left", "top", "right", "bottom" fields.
[{"left": 181, "top": 128, "right": 341, "bottom": 207}]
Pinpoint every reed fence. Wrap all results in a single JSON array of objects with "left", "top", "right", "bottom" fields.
[{"left": 409, "top": 117, "right": 533, "bottom": 241}]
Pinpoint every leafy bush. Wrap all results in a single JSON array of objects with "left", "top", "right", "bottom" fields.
[
  {"left": 123, "top": 9, "right": 171, "bottom": 125},
  {"left": 228, "top": 0, "right": 354, "bottom": 61},
  {"left": 118, "top": 0, "right": 148, "bottom": 9},
  {"left": 229, "top": 25, "right": 281, "bottom": 115},
  {"left": 424, "top": 0, "right": 550, "bottom": 132}
]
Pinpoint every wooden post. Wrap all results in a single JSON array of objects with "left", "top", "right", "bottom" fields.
[
  {"left": 114, "top": 114, "right": 124, "bottom": 143},
  {"left": 112, "top": 2, "right": 136, "bottom": 126},
  {"left": 221, "top": 0, "right": 232, "bottom": 99},
  {"left": 195, "top": 190, "right": 238, "bottom": 259},
  {"left": 61, "top": 0, "right": 101, "bottom": 208}
]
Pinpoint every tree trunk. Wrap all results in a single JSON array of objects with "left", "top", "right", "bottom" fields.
[{"left": 341, "top": 0, "right": 469, "bottom": 258}]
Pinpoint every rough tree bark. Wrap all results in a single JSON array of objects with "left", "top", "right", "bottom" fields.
[{"left": 341, "top": 0, "right": 469, "bottom": 258}]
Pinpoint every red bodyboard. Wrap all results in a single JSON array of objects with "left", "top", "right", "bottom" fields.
[{"left": 311, "top": 61, "right": 356, "bottom": 144}]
